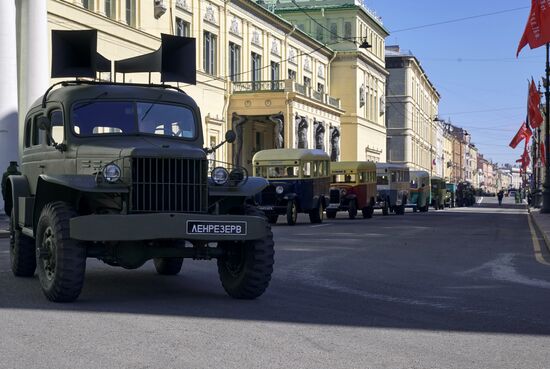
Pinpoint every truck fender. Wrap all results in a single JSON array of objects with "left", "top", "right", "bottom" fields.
[
  {"left": 6, "top": 175, "right": 31, "bottom": 220},
  {"left": 209, "top": 176, "right": 269, "bottom": 198}
]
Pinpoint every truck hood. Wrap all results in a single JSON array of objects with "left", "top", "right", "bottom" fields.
[{"left": 76, "top": 137, "right": 206, "bottom": 160}]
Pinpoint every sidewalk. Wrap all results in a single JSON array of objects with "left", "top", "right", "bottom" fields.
[
  {"left": 0, "top": 214, "right": 9, "bottom": 239},
  {"left": 529, "top": 207, "right": 550, "bottom": 254}
]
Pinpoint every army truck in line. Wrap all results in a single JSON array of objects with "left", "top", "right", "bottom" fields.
[
  {"left": 2, "top": 30, "right": 275, "bottom": 302},
  {"left": 374, "top": 164, "right": 410, "bottom": 215}
]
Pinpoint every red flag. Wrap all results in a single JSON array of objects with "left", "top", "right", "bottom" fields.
[
  {"left": 541, "top": 141, "right": 547, "bottom": 166},
  {"left": 509, "top": 122, "right": 531, "bottom": 148},
  {"left": 528, "top": 79, "right": 544, "bottom": 128},
  {"left": 517, "top": 148, "right": 531, "bottom": 171},
  {"left": 517, "top": 0, "right": 550, "bottom": 57}
]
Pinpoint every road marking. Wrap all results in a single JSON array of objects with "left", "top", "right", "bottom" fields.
[
  {"left": 0, "top": 251, "right": 9, "bottom": 254},
  {"left": 527, "top": 214, "right": 550, "bottom": 266},
  {"left": 310, "top": 223, "right": 330, "bottom": 228}
]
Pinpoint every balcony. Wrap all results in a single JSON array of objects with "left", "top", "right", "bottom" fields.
[{"left": 231, "top": 79, "right": 341, "bottom": 110}]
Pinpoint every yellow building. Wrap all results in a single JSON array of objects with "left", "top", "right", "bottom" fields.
[
  {"left": 271, "top": 0, "right": 390, "bottom": 162},
  {"left": 385, "top": 45, "right": 440, "bottom": 174}
]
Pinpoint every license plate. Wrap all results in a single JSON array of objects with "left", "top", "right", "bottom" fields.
[
  {"left": 187, "top": 221, "right": 247, "bottom": 235},
  {"left": 257, "top": 206, "right": 274, "bottom": 211}
]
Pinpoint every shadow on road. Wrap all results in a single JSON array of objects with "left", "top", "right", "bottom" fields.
[{"left": 1, "top": 200, "right": 549, "bottom": 336}]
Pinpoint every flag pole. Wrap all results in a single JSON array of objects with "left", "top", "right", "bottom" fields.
[{"left": 542, "top": 43, "right": 550, "bottom": 213}]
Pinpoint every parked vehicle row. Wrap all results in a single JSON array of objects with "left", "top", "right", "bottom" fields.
[{"left": 252, "top": 149, "right": 474, "bottom": 225}]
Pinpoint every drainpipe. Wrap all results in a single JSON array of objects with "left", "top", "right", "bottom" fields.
[
  {"left": 284, "top": 25, "right": 297, "bottom": 148},
  {"left": 0, "top": 0, "right": 18, "bottom": 211}
]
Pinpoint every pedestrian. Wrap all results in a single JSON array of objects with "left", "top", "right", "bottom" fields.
[{"left": 497, "top": 189, "right": 504, "bottom": 206}]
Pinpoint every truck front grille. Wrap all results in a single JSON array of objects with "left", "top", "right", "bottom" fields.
[
  {"left": 131, "top": 157, "right": 207, "bottom": 213},
  {"left": 330, "top": 189, "right": 341, "bottom": 203},
  {"left": 261, "top": 185, "right": 277, "bottom": 205}
]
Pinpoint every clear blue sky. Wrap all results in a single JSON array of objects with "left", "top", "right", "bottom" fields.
[{"left": 367, "top": 0, "right": 546, "bottom": 165}]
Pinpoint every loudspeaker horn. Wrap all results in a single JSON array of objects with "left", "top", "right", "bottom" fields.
[
  {"left": 51, "top": 30, "right": 111, "bottom": 78},
  {"left": 115, "top": 34, "right": 196, "bottom": 84}
]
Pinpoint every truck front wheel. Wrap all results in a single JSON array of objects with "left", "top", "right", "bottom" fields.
[
  {"left": 35, "top": 202, "right": 86, "bottom": 302},
  {"left": 9, "top": 209, "right": 36, "bottom": 277},
  {"left": 217, "top": 207, "right": 274, "bottom": 299}
]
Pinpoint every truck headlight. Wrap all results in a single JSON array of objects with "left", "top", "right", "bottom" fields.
[
  {"left": 102, "top": 163, "right": 121, "bottom": 183},
  {"left": 212, "top": 167, "right": 229, "bottom": 185},
  {"left": 276, "top": 185, "right": 284, "bottom": 194},
  {"left": 341, "top": 189, "right": 347, "bottom": 196}
]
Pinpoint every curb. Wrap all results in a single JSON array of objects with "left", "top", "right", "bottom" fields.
[{"left": 528, "top": 210, "right": 550, "bottom": 254}]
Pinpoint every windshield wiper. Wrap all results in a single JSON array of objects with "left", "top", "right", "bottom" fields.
[{"left": 140, "top": 93, "right": 164, "bottom": 121}]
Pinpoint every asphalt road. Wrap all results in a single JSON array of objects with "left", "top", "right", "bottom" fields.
[{"left": 1, "top": 197, "right": 550, "bottom": 369}]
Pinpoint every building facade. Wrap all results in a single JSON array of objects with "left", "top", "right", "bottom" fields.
[
  {"left": 270, "top": 0, "right": 390, "bottom": 162},
  {"left": 385, "top": 45, "right": 440, "bottom": 174}
]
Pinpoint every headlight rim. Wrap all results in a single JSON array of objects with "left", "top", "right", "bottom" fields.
[
  {"left": 211, "top": 166, "right": 229, "bottom": 185},
  {"left": 102, "top": 163, "right": 121, "bottom": 183},
  {"left": 275, "top": 185, "right": 284, "bottom": 194}
]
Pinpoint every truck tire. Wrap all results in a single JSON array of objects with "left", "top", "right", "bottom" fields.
[
  {"left": 362, "top": 206, "right": 374, "bottom": 219},
  {"left": 326, "top": 210, "right": 337, "bottom": 219},
  {"left": 309, "top": 199, "right": 323, "bottom": 224},
  {"left": 35, "top": 202, "right": 86, "bottom": 302},
  {"left": 154, "top": 258, "right": 184, "bottom": 275},
  {"left": 217, "top": 206, "right": 274, "bottom": 299},
  {"left": 9, "top": 209, "right": 36, "bottom": 277},
  {"left": 286, "top": 200, "right": 297, "bottom": 225},
  {"left": 348, "top": 200, "right": 357, "bottom": 219}
]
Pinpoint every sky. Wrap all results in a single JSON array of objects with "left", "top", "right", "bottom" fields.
[{"left": 366, "top": 0, "right": 546, "bottom": 165}]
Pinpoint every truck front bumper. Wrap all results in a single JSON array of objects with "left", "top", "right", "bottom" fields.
[{"left": 70, "top": 212, "right": 268, "bottom": 242}]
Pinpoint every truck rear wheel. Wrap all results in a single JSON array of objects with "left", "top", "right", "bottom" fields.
[
  {"left": 35, "top": 202, "right": 86, "bottom": 302},
  {"left": 286, "top": 200, "right": 298, "bottom": 225},
  {"left": 348, "top": 200, "right": 357, "bottom": 219},
  {"left": 309, "top": 199, "right": 323, "bottom": 224},
  {"left": 266, "top": 214, "right": 278, "bottom": 224},
  {"left": 9, "top": 209, "right": 36, "bottom": 277},
  {"left": 362, "top": 206, "right": 374, "bottom": 219},
  {"left": 326, "top": 210, "right": 337, "bottom": 219},
  {"left": 217, "top": 207, "right": 274, "bottom": 299},
  {"left": 154, "top": 258, "right": 184, "bottom": 275}
]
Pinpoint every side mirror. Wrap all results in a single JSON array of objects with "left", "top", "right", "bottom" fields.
[
  {"left": 37, "top": 116, "right": 52, "bottom": 132},
  {"left": 225, "top": 130, "right": 236, "bottom": 144}
]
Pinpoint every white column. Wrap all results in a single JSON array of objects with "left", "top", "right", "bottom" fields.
[
  {"left": 0, "top": 0, "right": 19, "bottom": 211},
  {"left": 18, "top": 0, "right": 49, "bottom": 157}
]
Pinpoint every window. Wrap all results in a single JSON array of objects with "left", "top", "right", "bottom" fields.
[
  {"left": 303, "top": 76, "right": 311, "bottom": 88},
  {"left": 229, "top": 42, "right": 241, "bottom": 82},
  {"left": 203, "top": 31, "right": 217, "bottom": 75},
  {"left": 330, "top": 23, "right": 337, "bottom": 41},
  {"left": 288, "top": 69, "right": 296, "bottom": 80},
  {"left": 31, "top": 116, "right": 44, "bottom": 146},
  {"left": 270, "top": 62, "right": 280, "bottom": 81},
  {"left": 125, "top": 0, "right": 136, "bottom": 27},
  {"left": 71, "top": 101, "right": 197, "bottom": 139},
  {"left": 24, "top": 119, "right": 32, "bottom": 148},
  {"left": 49, "top": 110, "right": 64, "bottom": 145},
  {"left": 317, "top": 83, "right": 324, "bottom": 94},
  {"left": 344, "top": 22, "right": 352, "bottom": 40},
  {"left": 82, "top": 0, "right": 94, "bottom": 10},
  {"left": 316, "top": 25, "right": 324, "bottom": 41},
  {"left": 176, "top": 17, "right": 190, "bottom": 37},
  {"left": 251, "top": 52, "right": 262, "bottom": 89},
  {"left": 104, "top": 0, "right": 115, "bottom": 18}
]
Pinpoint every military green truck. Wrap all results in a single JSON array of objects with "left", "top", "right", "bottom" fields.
[{"left": 1, "top": 30, "right": 275, "bottom": 302}]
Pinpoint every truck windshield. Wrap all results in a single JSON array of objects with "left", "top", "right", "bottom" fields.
[{"left": 71, "top": 101, "right": 196, "bottom": 139}]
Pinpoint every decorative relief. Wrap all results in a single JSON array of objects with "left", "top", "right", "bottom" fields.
[
  {"left": 330, "top": 126, "right": 341, "bottom": 161},
  {"left": 175, "top": 0, "right": 189, "bottom": 11},
  {"left": 314, "top": 119, "right": 325, "bottom": 151},
  {"left": 251, "top": 29, "right": 261, "bottom": 46},
  {"left": 317, "top": 65, "right": 324, "bottom": 79},
  {"left": 359, "top": 83, "right": 366, "bottom": 107},
  {"left": 204, "top": 3, "right": 217, "bottom": 24},
  {"left": 304, "top": 57, "right": 311, "bottom": 72},
  {"left": 229, "top": 17, "right": 240, "bottom": 35},
  {"left": 271, "top": 39, "right": 280, "bottom": 56},
  {"left": 288, "top": 48, "right": 297, "bottom": 64},
  {"left": 295, "top": 113, "right": 308, "bottom": 149}
]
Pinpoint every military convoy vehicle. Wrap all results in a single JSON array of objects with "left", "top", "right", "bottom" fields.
[
  {"left": 253, "top": 149, "right": 330, "bottom": 225},
  {"left": 375, "top": 164, "right": 409, "bottom": 215},
  {"left": 326, "top": 161, "right": 376, "bottom": 219},
  {"left": 2, "top": 30, "right": 275, "bottom": 302}
]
